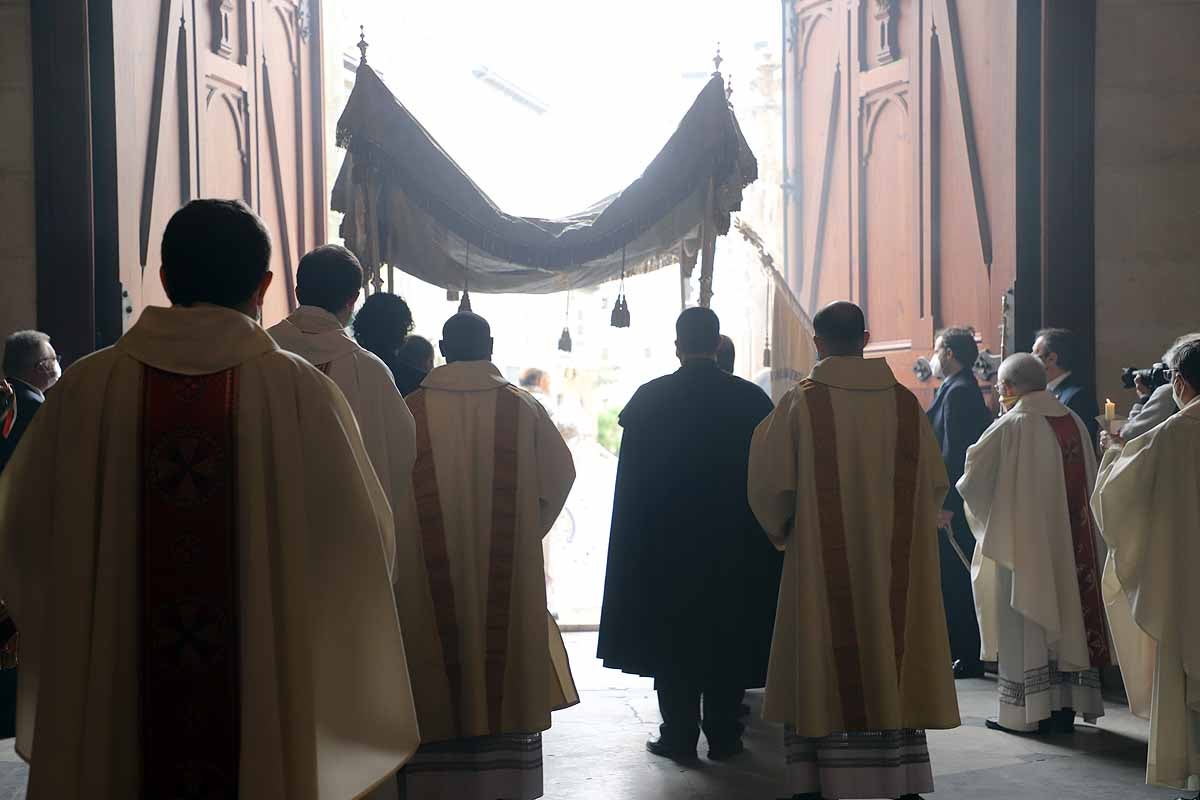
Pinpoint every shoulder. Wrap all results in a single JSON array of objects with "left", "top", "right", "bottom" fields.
[
  {"left": 350, "top": 348, "right": 400, "bottom": 386},
  {"left": 250, "top": 349, "right": 344, "bottom": 400},
  {"left": 619, "top": 374, "right": 678, "bottom": 425}
]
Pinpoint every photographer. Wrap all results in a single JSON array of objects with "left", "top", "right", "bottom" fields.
[{"left": 1114, "top": 334, "right": 1200, "bottom": 443}]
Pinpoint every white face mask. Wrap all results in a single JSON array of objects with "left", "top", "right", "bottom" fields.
[
  {"left": 930, "top": 353, "right": 946, "bottom": 380},
  {"left": 1173, "top": 377, "right": 1186, "bottom": 410},
  {"left": 46, "top": 358, "right": 62, "bottom": 389}
]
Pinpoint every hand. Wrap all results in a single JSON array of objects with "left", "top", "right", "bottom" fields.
[
  {"left": 938, "top": 510, "right": 954, "bottom": 530},
  {"left": 1100, "top": 430, "right": 1124, "bottom": 450},
  {"left": 1134, "top": 375, "right": 1151, "bottom": 400}
]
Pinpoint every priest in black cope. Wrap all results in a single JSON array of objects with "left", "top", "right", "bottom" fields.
[{"left": 597, "top": 307, "right": 781, "bottom": 762}]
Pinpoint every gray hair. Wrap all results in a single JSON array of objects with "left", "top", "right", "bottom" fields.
[
  {"left": 999, "top": 353, "right": 1047, "bottom": 394},
  {"left": 1164, "top": 333, "right": 1200, "bottom": 364},
  {"left": 2, "top": 330, "right": 50, "bottom": 378}
]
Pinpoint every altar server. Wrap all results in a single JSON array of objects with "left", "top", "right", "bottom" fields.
[
  {"left": 748, "top": 301, "right": 959, "bottom": 800},
  {"left": 0, "top": 199, "right": 419, "bottom": 800},
  {"left": 958, "top": 353, "right": 1108, "bottom": 736}
]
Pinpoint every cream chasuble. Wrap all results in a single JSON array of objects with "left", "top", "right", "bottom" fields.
[
  {"left": 958, "top": 391, "right": 1107, "bottom": 730},
  {"left": 393, "top": 362, "right": 579, "bottom": 745},
  {"left": 0, "top": 305, "right": 420, "bottom": 800},
  {"left": 1093, "top": 397, "right": 1200, "bottom": 790},
  {"left": 748, "top": 356, "right": 959, "bottom": 737},
  {"left": 269, "top": 305, "right": 417, "bottom": 561}
]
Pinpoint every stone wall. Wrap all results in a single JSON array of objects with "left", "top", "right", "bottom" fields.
[
  {"left": 0, "top": 0, "right": 36, "bottom": 346},
  {"left": 1095, "top": 0, "right": 1200, "bottom": 410}
]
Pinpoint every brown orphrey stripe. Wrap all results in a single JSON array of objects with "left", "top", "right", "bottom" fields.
[
  {"left": 800, "top": 380, "right": 868, "bottom": 731},
  {"left": 889, "top": 387, "right": 921, "bottom": 680},
  {"left": 140, "top": 366, "right": 241, "bottom": 798},
  {"left": 407, "top": 390, "right": 466, "bottom": 730},
  {"left": 485, "top": 387, "right": 521, "bottom": 731}
]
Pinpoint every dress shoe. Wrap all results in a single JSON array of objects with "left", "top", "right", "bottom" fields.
[
  {"left": 645, "top": 736, "right": 697, "bottom": 762},
  {"left": 896, "top": 795, "right": 925, "bottom": 800},
  {"left": 1051, "top": 708, "right": 1076, "bottom": 734},
  {"left": 985, "top": 718, "right": 1046, "bottom": 736},
  {"left": 707, "top": 739, "right": 745, "bottom": 761},
  {"left": 952, "top": 660, "right": 986, "bottom": 679}
]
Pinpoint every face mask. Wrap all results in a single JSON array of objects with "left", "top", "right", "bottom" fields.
[
  {"left": 47, "top": 359, "right": 62, "bottom": 388},
  {"left": 930, "top": 353, "right": 945, "bottom": 380},
  {"left": 1173, "top": 378, "right": 1186, "bottom": 410},
  {"left": 998, "top": 392, "right": 1019, "bottom": 412}
]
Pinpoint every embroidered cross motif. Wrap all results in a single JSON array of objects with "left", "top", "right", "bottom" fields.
[{"left": 150, "top": 430, "right": 224, "bottom": 507}]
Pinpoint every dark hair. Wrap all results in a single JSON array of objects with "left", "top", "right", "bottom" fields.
[
  {"left": 1170, "top": 337, "right": 1200, "bottom": 393},
  {"left": 519, "top": 368, "right": 547, "bottom": 390},
  {"left": 441, "top": 312, "right": 492, "bottom": 363},
  {"left": 813, "top": 301, "right": 866, "bottom": 355},
  {"left": 161, "top": 199, "right": 272, "bottom": 308},
  {"left": 676, "top": 307, "right": 720, "bottom": 356},
  {"left": 352, "top": 293, "right": 414, "bottom": 362},
  {"left": 2, "top": 330, "right": 50, "bottom": 378},
  {"left": 1035, "top": 328, "right": 1078, "bottom": 372},
  {"left": 397, "top": 335, "right": 434, "bottom": 370},
  {"left": 938, "top": 326, "right": 979, "bottom": 370},
  {"left": 716, "top": 335, "right": 736, "bottom": 373},
  {"left": 296, "top": 245, "right": 363, "bottom": 313}
]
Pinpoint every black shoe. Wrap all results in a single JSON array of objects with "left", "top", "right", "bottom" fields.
[
  {"left": 985, "top": 718, "right": 1044, "bottom": 736},
  {"left": 645, "top": 736, "right": 697, "bottom": 762},
  {"left": 952, "top": 660, "right": 986, "bottom": 679},
  {"left": 707, "top": 739, "right": 745, "bottom": 761},
  {"left": 1051, "top": 708, "right": 1076, "bottom": 734},
  {"left": 896, "top": 795, "right": 925, "bottom": 800}
]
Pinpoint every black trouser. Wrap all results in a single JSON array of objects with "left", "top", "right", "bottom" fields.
[
  {"left": 655, "top": 679, "right": 745, "bottom": 751},
  {"left": 939, "top": 517, "right": 981, "bottom": 669}
]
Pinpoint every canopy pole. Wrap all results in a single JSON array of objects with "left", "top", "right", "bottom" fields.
[{"left": 698, "top": 176, "right": 716, "bottom": 308}]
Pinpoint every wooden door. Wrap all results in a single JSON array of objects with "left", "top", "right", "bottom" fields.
[
  {"left": 784, "top": 0, "right": 1020, "bottom": 404},
  {"left": 108, "top": 0, "right": 327, "bottom": 329}
]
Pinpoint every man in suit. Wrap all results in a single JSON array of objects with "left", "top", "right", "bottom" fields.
[
  {"left": 1034, "top": 328, "right": 1100, "bottom": 444},
  {"left": 927, "top": 327, "right": 993, "bottom": 679},
  {"left": 0, "top": 330, "right": 60, "bottom": 476}
]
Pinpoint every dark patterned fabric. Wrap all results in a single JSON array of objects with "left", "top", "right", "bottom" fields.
[
  {"left": 140, "top": 366, "right": 240, "bottom": 799},
  {"left": 1045, "top": 414, "right": 1112, "bottom": 668}
]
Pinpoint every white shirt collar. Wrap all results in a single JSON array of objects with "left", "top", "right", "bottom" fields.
[{"left": 1046, "top": 371, "right": 1072, "bottom": 392}]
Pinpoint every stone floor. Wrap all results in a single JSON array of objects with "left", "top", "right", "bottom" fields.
[{"left": 0, "top": 632, "right": 1184, "bottom": 799}]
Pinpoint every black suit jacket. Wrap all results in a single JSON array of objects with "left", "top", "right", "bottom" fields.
[
  {"left": 927, "top": 369, "right": 992, "bottom": 515},
  {"left": 1052, "top": 373, "right": 1100, "bottom": 444},
  {"left": 0, "top": 380, "right": 45, "bottom": 475}
]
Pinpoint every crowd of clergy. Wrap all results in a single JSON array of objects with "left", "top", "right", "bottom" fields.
[{"left": 0, "top": 197, "right": 1194, "bottom": 800}]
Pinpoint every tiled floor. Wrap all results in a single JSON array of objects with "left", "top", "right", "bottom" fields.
[{"left": 0, "top": 633, "right": 1185, "bottom": 799}]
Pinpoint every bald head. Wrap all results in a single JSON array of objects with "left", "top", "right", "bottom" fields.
[
  {"left": 998, "top": 353, "right": 1047, "bottom": 396},
  {"left": 440, "top": 312, "right": 493, "bottom": 363},
  {"left": 813, "top": 301, "right": 869, "bottom": 358}
]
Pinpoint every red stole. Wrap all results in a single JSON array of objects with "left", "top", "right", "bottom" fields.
[
  {"left": 800, "top": 380, "right": 922, "bottom": 732},
  {"left": 408, "top": 386, "right": 521, "bottom": 736},
  {"left": 140, "top": 366, "right": 241, "bottom": 797},
  {"left": 1045, "top": 414, "right": 1112, "bottom": 668}
]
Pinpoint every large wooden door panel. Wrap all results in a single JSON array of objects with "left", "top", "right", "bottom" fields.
[
  {"left": 786, "top": 0, "right": 1021, "bottom": 398},
  {"left": 112, "top": 0, "right": 325, "bottom": 329}
]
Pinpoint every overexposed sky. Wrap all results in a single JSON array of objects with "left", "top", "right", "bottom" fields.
[{"left": 334, "top": 0, "right": 778, "bottom": 217}]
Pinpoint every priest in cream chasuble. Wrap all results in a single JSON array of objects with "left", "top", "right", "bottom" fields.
[
  {"left": 0, "top": 201, "right": 420, "bottom": 800},
  {"left": 748, "top": 302, "right": 959, "bottom": 800},
  {"left": 959, "top": 354, "right": 1107, "bottom": 736},
  {"left": 268, "top": 244, "right": 417, "bottom": 550},
  {"left": 1094, "top": 336, "right": 1200, "bottom": 795},
  {"left": 387, "top": 312, "right": 578, "bottom": 800}
]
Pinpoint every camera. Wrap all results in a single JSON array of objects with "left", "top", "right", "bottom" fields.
[{"left": 1121, "top": 363, "right": 1172, "bottom": 391}]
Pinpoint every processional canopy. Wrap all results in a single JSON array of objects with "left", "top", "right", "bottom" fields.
[{"left": 332, "top": 52, "right": 758, "bottom": 297}]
